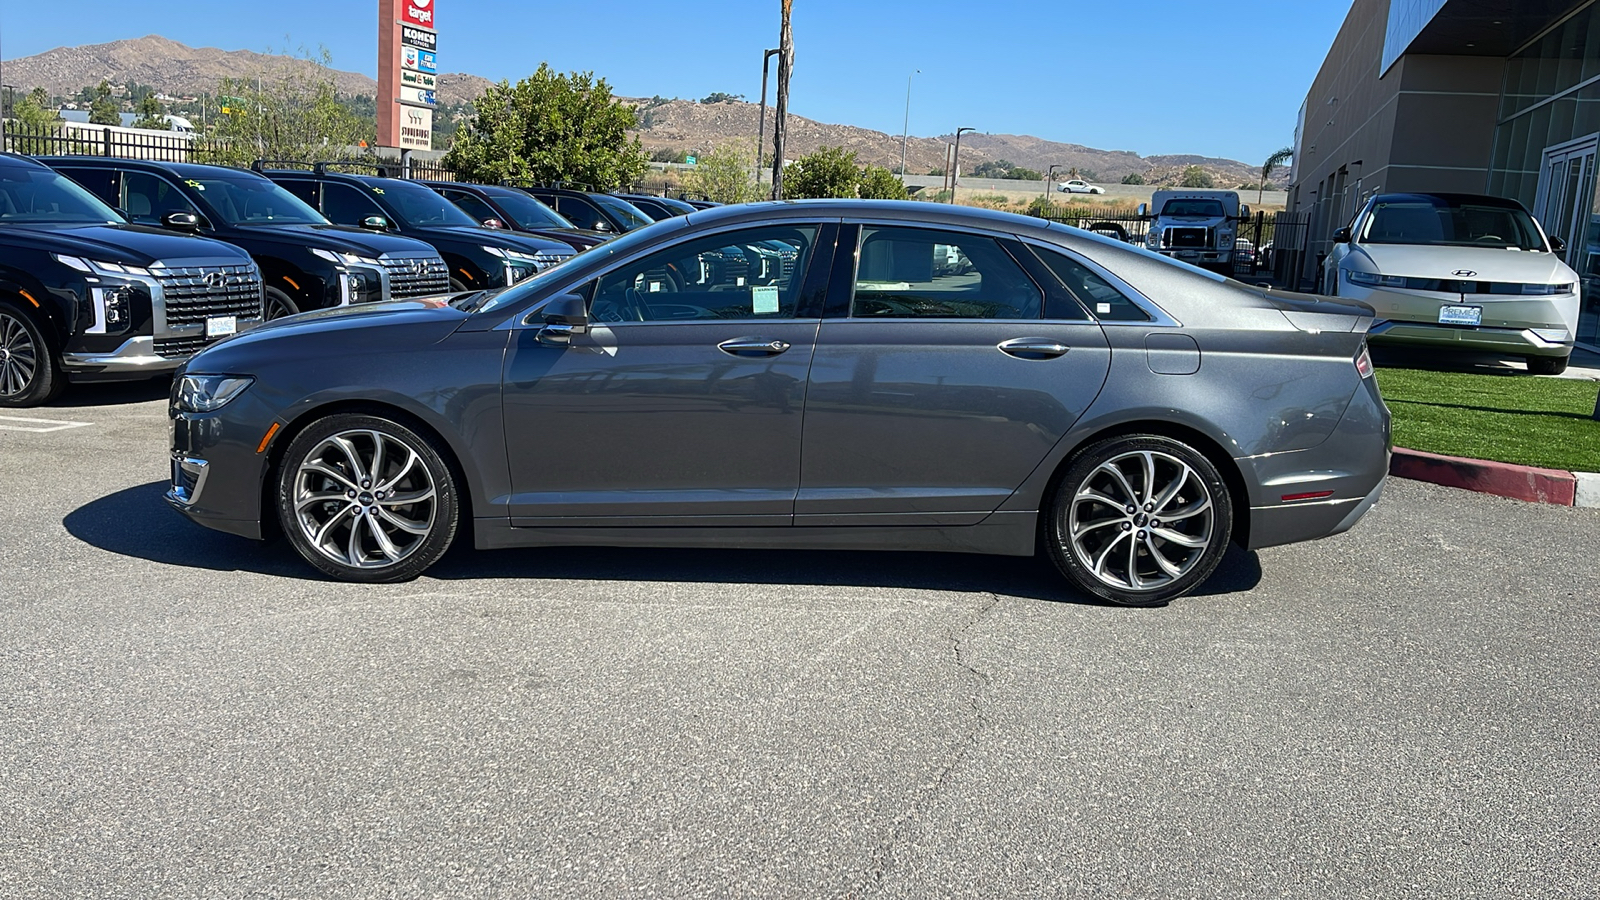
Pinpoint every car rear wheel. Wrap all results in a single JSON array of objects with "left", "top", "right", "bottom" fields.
[
  {"left": 277, "top": 413, "right": 459, "bottom": 583},
  {"left": 1527, "top": 355, "right": 1570, "bottom": 376},
  {"left": 1045, "top": 435, "right": 1233, "bottom": 606},
  {"left": 264, "top": 287, "right": 299, "bottom": 321},
  {"left": 0, "top": 302, "right": 63, "bottom": 408}
]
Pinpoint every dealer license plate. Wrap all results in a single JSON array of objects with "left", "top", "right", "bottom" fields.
[
  {"left": 205, "top": 316, "right": 238, "bottom": 338},
  {"left": 1438, "top": 305, "right": 1481, "bottom": 326}
]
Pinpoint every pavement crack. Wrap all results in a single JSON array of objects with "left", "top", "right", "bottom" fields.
[{"left": 854, "top": 590, "right": 1001, "bottom": 898}]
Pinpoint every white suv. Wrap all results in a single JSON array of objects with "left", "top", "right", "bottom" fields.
[{"left": 1324, "top": 192, "right": 1579, "bottom": 375}]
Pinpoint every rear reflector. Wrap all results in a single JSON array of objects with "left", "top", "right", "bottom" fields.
[
  {"left": 1354, "top": 345, "right": 1374, "bottom": 379},
  {"left": 1282, "top": 491, "right": 1335, "bottom": 502}
]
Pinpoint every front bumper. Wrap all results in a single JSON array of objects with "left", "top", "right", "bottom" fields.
[
  {"left": 166, "top": 396, "right": 277, "bottom": 541},
  {"left": 1342, "top": 280, "right": 1576, "bottom": 358},
  {"left": 1368, "top": 320, "right": 1572, "bottom": 358},
  {"left": 62, "top": 336, "right": 183, "bottom": 380}
]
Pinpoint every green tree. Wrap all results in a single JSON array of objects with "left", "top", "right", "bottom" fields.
[
  {"left": 857, "top": 164, "right": 908, "bottom": 200},
  {"left": 699, "top": 92, "right": 743, "bottom": 104},
  {"left": 784, "top": 146, "right": 864, "bottom": 199},
  {"left": 650, "top": 147, "right": 688, "bottom": 163},
  {"left": 130, "top": 93, "right": 170, "bottom": 130},
  {"left": 88, "top": 80, "right": 120, "bottom": 126},
  {"left": 682, "top": 141, "right": 759, "bottom": 204},
  {"left": 1121, "top": 172, "right": 1146, "bottom": 185},
  {"left": 444, "top": 63, "right": 648, "bottom": 190},
  {"left": 1009, "top": 166, "right": 1044, "bottom": 181},
  {"left": 1180, "top": 166, "right": 1215, "bottom": 188},
  {"left": 1026, "top": 195, "right": 1059, "bottom": 218},
  {"left": 8, "top": 88, "right": 62, "bottom": 153},
  {"left": 194, "top": 49, "right": 373, "bottom": 167},
  {"left": 1259, "top": 145, "right": 1293, "bottom": 204}
]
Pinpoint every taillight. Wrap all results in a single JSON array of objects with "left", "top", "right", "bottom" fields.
[{"left": 1354, "top": 344, "right": 1374, "bottom": 379}]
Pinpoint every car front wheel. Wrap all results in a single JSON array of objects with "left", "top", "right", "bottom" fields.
[
  {"left": 1527, "top": 355, "right": 1570, "bottom": 376},
  {"left": 0, "top": 302, "right": 63, "bottom": 408},
  {"left": 277, "top": 413, "right": 459, "bottom": 582},
  {"left": 1045, "top": 435, "right": 1233, "bottom": 606}
]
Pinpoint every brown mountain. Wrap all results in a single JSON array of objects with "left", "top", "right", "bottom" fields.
[
  {"left": 4, "top": 37, "right": 1256, "bottom": 185},
  {"left": 2, "top": 35, "right": 493, "bottom": 107}
]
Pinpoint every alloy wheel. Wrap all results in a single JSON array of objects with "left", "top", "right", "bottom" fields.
[
  {"left": 0, "top": 310, "right": 40, "bottom": 400},
  {"left": 1065, "top": 449, "right": 1215, "bottom": 593},
  {"left": 292, "top": 429, "right": 438, "bottom": 570}
]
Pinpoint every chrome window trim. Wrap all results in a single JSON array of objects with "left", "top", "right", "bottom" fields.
[
  {"left": 836, "top": 220, "right": 1052, "bottom": 323},
  {"left": 1017, "top": 236, "right": 1182, "bottom": 328}
]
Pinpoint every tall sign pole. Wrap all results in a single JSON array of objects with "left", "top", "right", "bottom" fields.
[
  {"left": 770, "top": 0, "right": 793, "bottom": 200},
  {"left": 378, "top": 0, "right": 438, "bottom": 154}
]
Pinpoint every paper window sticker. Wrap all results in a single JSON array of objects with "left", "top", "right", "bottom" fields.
[
  {"left": 1097, "top": 303, "right": 1112, "bottom": 314},
  {"left": 752, "top": 285, "right": 780, "bottom": 314},
  {"left": 649, "top": 281, "right": 662, "bottom": 292},
  {"left": 736, "top": 276, "right": 746, "bottom": 287}
]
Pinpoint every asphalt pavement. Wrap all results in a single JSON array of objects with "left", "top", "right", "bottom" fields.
[{"left": 1, "top": 382, "right": 1597, "bottom": 899}]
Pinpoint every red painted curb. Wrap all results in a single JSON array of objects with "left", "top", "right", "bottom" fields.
[{"left": 1390, "top": 447, "right": 1576, "bottom": 506}]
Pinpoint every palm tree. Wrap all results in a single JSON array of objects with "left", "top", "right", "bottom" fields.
[{"left": 1259, "top": 146, "right": 1293, "bottom": 205}]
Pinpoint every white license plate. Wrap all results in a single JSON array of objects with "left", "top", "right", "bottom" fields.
[
  {"left": 1177, "top": 251, "right": 1198, "bottom": 259},
  {"left": 1438, "top": 305, "right": 1482, "bottom": 326},
  {"left": 205, "top": 316, "right": 238, "bottom": 338}
]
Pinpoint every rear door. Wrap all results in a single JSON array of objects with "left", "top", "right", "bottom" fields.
[{"left": 797, "top": 224, "right": 1112, "bottom": 526}]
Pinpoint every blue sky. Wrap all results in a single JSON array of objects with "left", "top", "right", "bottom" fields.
[{"left": 1, "top": 1, "right": 1350, "bottom": 164}]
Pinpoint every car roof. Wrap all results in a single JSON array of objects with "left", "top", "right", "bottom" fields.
[
  {"left": 0, "top": 152, "right": 51, "bottom": 170},
  {"left": 1370, "top": 192, "right": 1528, "bottom": 210},
  {"left": 35, "top": 156, "right": 271, "bottom": 181}
]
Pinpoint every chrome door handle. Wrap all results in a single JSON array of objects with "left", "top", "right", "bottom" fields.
[
  {"left": 997, "top": 338, "right": 1071, "bottom": 360},
  {"left": 717, "top": 338, "right": 792, "bottom": 357}
]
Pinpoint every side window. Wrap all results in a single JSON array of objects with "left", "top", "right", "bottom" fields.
[
  {"left": 56, "top": 168, "right": 119, "bottom": 208},
  {"left": 1032, "top": 246, "right": 1151, "bottom": 322},
  {"left": 851, "top": 226, "right": 1041, "bottom": 319},
  {"left": 588, "top": 225, "right": 820, "bottom": 323},
  {"left": 557, "top": 197, "right": 606, "bottom": 231},
  {"left": 446, "top": 191, "right": 499, "bottom": 225},
  {"left": 322, "top": 183, "right": 384, "bottom": 226},
  {"left": 277, "top": 179, "right": 320, "bottom": 208},
  {"left": 121, "top": 171, "right": 197, "bottom": 225}
]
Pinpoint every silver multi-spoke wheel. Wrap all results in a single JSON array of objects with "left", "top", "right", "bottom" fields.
[
  {"left": 292, "top": 429, "right": 438, "bottom": 570},
  {"left": 0, "top": 310, "right": 41, "bottom": 400},
  {"left": 1056, "top": 445, "right": 1216, "bottom": 598}
]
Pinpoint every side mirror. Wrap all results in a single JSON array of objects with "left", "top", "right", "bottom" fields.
[
  {"left": 1333, "top": 226, "right": 1352, "bottom": 244},
  {"left": 592, "top": 220, "right": 613, "bottom": 233},
  {"left": 482, "top": 218, "right": 506, "bottom": 229},
  {"left": 1239, "top": 204, "right": 1252, "bottom": 221},
  {"left": 535, "top": 293, "right": 589, "bottom": 347},
  {"left": 1136, "top": 203, "right": 1149, "bottom": 219},
  {"left": 361, "top": 215, "right": 389, "bottom": 231},
  {"left": 162, "top": 211, "right": 201, "bottom": 232},
  {"left": 1550, "top": 235, "right": 1567, "bottom": 253}
]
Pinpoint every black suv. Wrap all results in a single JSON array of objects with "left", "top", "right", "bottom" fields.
[
  {"left": 0, "top": 154, "right": 262, "bottom": 407},
  {"left": 616, "top": 193, "right": 697, "bottom": 221},
  {"left": 419, "top": 181, "right": 611, "bottom": 253},
  {"left": 259, "top": 165, "right": 575, "bottom": 291},
  {"left": 513, "top": 186, "right": 656, "bottom": 234},
  {"left": 42, "top": 157, "right": 450, "bottom": 320}
]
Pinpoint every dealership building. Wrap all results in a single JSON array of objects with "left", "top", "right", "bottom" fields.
[{"left": 1290, "top": 0, "right": 1600, "bottom": 348}]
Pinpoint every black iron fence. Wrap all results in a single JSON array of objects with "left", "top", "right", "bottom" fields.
[
  {"left": 1036, "top": 208, "right": 1309, "bottom": 282},
  {"left": 3, "top": 123, "right": 196, "bottom": 161}
]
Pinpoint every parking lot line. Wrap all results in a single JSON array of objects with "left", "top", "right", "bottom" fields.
[{"left": 0, "top": 415, "right": 94, "bottom": 433}]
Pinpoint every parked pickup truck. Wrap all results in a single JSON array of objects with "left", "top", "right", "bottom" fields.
[{"left": 1141, "top": 190, "right": 1250, "bottom": 274}]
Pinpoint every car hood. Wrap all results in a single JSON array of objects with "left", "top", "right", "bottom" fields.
[
  {"left": 409, "top": 225, "right": 571, "bottom": 254},
  {"left": 187, "top": 297, "right": 471, "bottom": 372},
  {"left": 236, "top": 224, "right": 441, "bottom": 258},
  {"left": 1351, "top": 243, "right": 1574, "bottom": 283},
  {"left": 6, "top": 222, "right": 252, "bottom": 267}
]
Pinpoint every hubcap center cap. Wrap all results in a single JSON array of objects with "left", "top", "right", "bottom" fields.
[
  {"left": 1133, "top": 512, "right": 1149, "bottom": 527},
  {"left": 358, "top": 492, "right": 374, "bottom": 505}
]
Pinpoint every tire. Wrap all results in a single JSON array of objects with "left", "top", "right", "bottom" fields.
[
  {"left": 276, "top": 413, "right": 459, "bottom": 583},
  {"left": 264, "top": 286, "right": 300, "bottom": 321},
  {"left": 0, "top": 301, "right": 64, "bottom": 408},
  {"left": 1527, "top": 355, "right": 1570, "bottom": 376},
  {"left": 1044, "top": 434, "right": 1234, "bottom": 606},
  {"left": 449, "top": 277, "right": 471, "bottom": 293}
]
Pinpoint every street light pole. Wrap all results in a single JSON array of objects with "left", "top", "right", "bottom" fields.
[
  {"left": 755, "top": 48, "right": 779, "bottom": 186},
  {"left": 899, "top": 69, "right": 919, "bottom": 179},
  {"left": 950, "top": 126, "right": 976, "bottom": 204},
  {"left": 1046, "top": 164, "right": 1064, "bottom": 199}
]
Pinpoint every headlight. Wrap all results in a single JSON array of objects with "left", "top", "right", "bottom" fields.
[
  {"left": 1521, "top": 283, "right": 1574, "bottom": 295},
  {"left": 311, "top": 249, "right": 383, "bottom": 267},
  {"left": 482, "top": 245, "right": 544, "bottom": 265},
  {"left": 1346, "top": 270, "right": 1406, "bottom": 287},
  {"left": 174, "top": 374, "right": 254, "bottom": 413},
  {"left": 54, "top": 254, "right": 152, "bottom": 277}
]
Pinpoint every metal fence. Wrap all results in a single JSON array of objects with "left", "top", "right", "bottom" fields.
[
  {"left": 1036, "top": 209, "right": 1307, "bottom": 281},
  {"left": 2, "top": 123, "right": 197, "bottom": 161}
]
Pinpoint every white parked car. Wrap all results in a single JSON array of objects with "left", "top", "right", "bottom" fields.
[
  {"left": 1324, "top": 192, "right": 1578, "bottom": 375},
  {"left": 1057, "top": 179, "right": 1106, "bottom": 195}
]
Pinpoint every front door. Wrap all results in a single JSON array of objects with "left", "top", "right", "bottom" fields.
[
  {"left": 501, "top": 222, "right": 834, "bottom": 526},
  {"left": 1535, "top": 134, "right": 1600, "bottom": 347},
  {"left": 797, "top": 224, "right": 1112, "bottom": 526}
]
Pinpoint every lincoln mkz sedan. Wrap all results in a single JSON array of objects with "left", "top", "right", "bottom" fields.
[{"left": 167, "top": 200, "right": 1391, "bottom": 605}]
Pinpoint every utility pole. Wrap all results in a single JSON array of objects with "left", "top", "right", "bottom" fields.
[
  {"left": 770, "top": 0, "right": 793, "bottom": 200},
  {"left": 950, "top": 126, "right": 976, "bottom": 204},
  {"left": 1046, "top": 164, "right": 1064, "bottom": 198},
  {"left": 755, "top": 48, "right": 778, "bottom": 186},
  {"left": 899, "top": 69, "right": 919, "bottom": 179}
]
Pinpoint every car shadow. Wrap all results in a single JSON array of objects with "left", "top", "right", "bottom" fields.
[
  {"left": 50, "top": 377, "right": 172, "bottom": 408},
  {"left": 67, "top": 481, "right": 1264, "bottom": 605},
  {"left": 1370, "top": 347, "right": 1531, "bottom": 376}
]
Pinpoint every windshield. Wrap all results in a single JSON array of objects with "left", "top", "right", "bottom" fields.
[
  {"left": 591, "top": 194, "right": 654, "bottom": 231},
  {"left": 371, "top": 179, "right": 482, "bottom": 228},
  {"left": 486, "top": 190, "right": 575, "bottom": 229},
  {"left": 189, "top": 174, "right": 327, "bottom": 226},
  {"left": 1360, "top": 197, "right": 1546, "bottom": 250},
  {"left": 1160, "top": 199, "right": 1226, "bottom": 218},
  {"left": 457, "top": 223, "right": 668, "bottom": 314},
  {"left": 0, "top": 164, "right": 122, "bottom": 224}
]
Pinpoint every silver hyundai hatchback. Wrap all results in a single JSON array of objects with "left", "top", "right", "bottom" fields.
[{"left": 167, "top": 200, "right": 1391, "bottom": 606}]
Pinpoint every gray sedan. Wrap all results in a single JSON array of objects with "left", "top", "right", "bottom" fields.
[{"left": 166, "top": 200, "right": 1391, "bottom": 605}]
